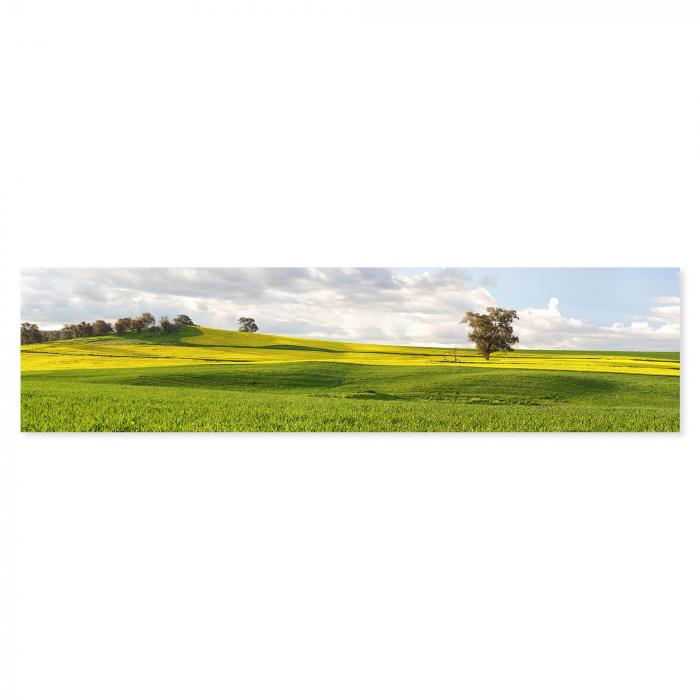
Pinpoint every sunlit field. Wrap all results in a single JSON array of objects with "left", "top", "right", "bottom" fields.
[
  {"left": 21, "top": 325, "right": 680, "bottom": 374},
  {"left": 21, "top": 326, "right": 680, "bottom": 432}
]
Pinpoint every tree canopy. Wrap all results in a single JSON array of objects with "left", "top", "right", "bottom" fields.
[
  {"left": 20, "top": 322, "right": 43, "bottom": 345},
  {"left": 461, "top": 307, "right": 519, "bottom": 360},
  {"left": 238, "top": 317, "right": 259, "bottom": 333}
]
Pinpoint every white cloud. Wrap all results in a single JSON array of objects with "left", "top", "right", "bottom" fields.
[
  {"left": 647, "top": 295, "right": 681, "bottom": 324},
  {"left": 21, "top": 269, "right": 680, "bottom": 351},
  {"left": 515, "top": 297, "right": 680, "bottom": 351}
]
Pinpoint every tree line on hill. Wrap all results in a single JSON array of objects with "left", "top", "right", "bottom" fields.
[
  {"left": 20, "top": 313, "right": 196, "bottom": 345},
  {"left": 21, "top": 314, "right": 261, "bottom": 345}
]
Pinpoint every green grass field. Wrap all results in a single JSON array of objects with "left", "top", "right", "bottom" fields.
[{"left": 21, "top": 326, "right": 680, "bottom": 432}]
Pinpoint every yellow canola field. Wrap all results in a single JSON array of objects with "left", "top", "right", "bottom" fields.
[{"left": 20, "top": 327, "right": 680, "bottom": 376}]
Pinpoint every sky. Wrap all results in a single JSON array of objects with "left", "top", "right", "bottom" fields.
[{"left": 21, "top": 267, "right": 681, "bottom": 351}]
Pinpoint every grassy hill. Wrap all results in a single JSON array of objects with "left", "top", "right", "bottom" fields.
[
  {"left": 21, "top": 326, "right": 680, "bottom": 432},
  {"left": 21, "top": 325, "right": 680, "bottom": 374}
]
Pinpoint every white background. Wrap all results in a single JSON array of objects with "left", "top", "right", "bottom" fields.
[{"left": 1, "top": 2, "right": 698, "bottom": 699}]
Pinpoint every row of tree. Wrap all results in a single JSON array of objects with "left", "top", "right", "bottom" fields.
[
  {"left": 20, "top": 313, "right": 196, "bottom": 344},
  {"left": 21, "top": 314, "right": 261, "bottom": 344}
]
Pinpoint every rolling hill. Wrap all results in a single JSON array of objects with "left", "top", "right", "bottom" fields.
[{"left": 21, "top": 326, "right": 680, "bottom": 432}]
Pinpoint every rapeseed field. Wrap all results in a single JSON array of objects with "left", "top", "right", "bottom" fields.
[{"left": 20, "top": 326, "right": 680, "bottom": 432}]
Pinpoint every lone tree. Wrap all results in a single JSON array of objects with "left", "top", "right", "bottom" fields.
[
  {"left": 174, "top": 314, "right": 194, "bottom": 326},
  {"left": 461, "top": 307, "right": 519, "bottom": 360},
  {"left": 238, "top": 317, "right": 258, "bottom": 333}
]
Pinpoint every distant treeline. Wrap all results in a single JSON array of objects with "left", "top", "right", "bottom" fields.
[{"left": 20, "top": 313, "right": 196, "bottom": 345}]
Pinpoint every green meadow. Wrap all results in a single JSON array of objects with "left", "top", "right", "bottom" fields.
[{"left": 21, "top": 327, "right": 680, "bottom": 432}]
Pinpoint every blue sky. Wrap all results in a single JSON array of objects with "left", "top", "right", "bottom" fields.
[
  {"left": 403, "top": 267, "right": 681, "bottom": 327},
  {"left": 21, "top": 267, "right": 681, "bottom": 350}
]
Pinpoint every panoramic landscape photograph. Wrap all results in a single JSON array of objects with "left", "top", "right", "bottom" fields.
[{"left": 20, "top": 267, "right": 680, "bottom": 432}]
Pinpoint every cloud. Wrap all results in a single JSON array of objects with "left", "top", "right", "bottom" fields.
[
  {"left": 21, "top": 269, "right": 680, "bottom": 350},
  {"left": 515, "top": 297, "right": 680, "bottom": 351},
  {"left": 646, "top": 295, "right": 681, "bottom": 324},
  {"left": 21, "top": 268, "right": 497, "bottom": 346}
]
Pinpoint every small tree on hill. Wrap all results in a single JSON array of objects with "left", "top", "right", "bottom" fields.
[
  {"left": 238, "top": 317, "right": 258, "bottom": 333},
  {"left": 461, "top": 307, "right": 519, "bottom": 360},
  {"left": 76, "top": 321, "right": 93, "bottom": 337},
  {"left": 114, "top": 317, "right": 132, "bottom": 335},
  {"left": 174, "top": 314, "right": 194, "bottom": 326},
  {"left": 61, "top": 324, "right": 77, "bottom": 339},
  {"left": 159, "top": 316, "right": 174, "bottom": 332},
  {"left": 92, "top": 319, "right": 113, "bottom": 336},
  {"left": 134, "top": 311, "right": 156, "bottom": 333},
  {"left": 20, "top": 322, "right": 44, "bottom": 344}
]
